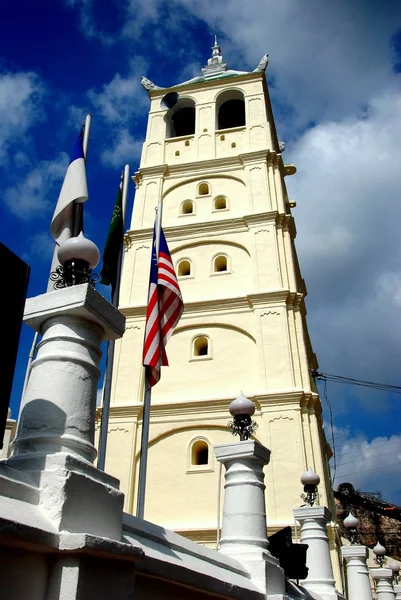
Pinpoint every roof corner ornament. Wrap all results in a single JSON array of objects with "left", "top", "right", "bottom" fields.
[
  {"left": 254, "top": 53, "right": 269, "bottom": 73},
  {"left": 201, "top": 35, "right": 228, "bottom": 78},
  {"left": 141, "top": 76, "right": 160, "bottom": 92}
]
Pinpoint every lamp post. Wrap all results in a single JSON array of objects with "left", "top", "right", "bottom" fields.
[
  {"left": 373, "top": 542, "right": 387, "bottom": 569},
  {"left": 390, "top": 561, "right": 400, "bottom": 585},
  {"left": 215, "top": 393, "right": 286, "bottom": 595},
  {"left": 50, "top": 232, "right": 100, "bottom": 289},
  {"left": 293, "top": 471, "right": 339, "bottom": 596},
  {"left": 300, "top": 468, "right": 320, "bottom": 506},
  {"left": 390, "top": 561, "right": 401, "bottom": 600},
  {"left": 228, "top": 391, "right": 257, "bottom": 441},
  {"left": 341, "top": 513, "right": 373, "bottom": 600},
  {"left": 343, "top": 512, "right": 359, "bottom": 545},
  {"left": 371, "top": 543, "right": 395, "bottom": 600}
]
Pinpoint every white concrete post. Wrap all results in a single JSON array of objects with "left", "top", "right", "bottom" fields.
[
  {"left": 341, "top": 545, "right": 373, "bottom": 600},
  {"left": 371, "top": 569, "right": 396, "bottom": 600},
  {"left": 214, "top": 440, "right": 286, "bottom": 596},
  {"left": 6, "top": 284, "right": 126, "bottom": 540},
  {"left": 12, "top": 285, "right": 124, "bottom": 464},
  {"left": 394, "top": 584, "right": 401, "bottom": 599},
  {"left": 293, "top": 505, "right": 339, "bottom": 599}
]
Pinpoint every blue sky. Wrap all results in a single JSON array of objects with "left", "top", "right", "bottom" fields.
[{"left": 1, "top": 0, "right": 401, "bottom": 503}]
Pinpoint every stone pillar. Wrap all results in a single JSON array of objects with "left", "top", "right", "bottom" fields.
[
  {"left": 371, "top": 569, "right": 396, "bottom": 600},
  {"left": 293, "top": 505, "right": 340, "bottom": 599},
  {"left": 341, "top": 545, "right": 372, "bottom": 600},
  {"left": 5, "top": 284, "right": 126, "bottom": 540},
  {"left": 394, "top": 584, "right": 401, "bottom": 599},
  {"left": 214, "top": 440, "right": 286, "bottom": 596}
]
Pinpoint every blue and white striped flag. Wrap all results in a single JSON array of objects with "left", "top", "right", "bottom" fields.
[{"left": 50, "top": 129, "right": 88, "bottom": 245}]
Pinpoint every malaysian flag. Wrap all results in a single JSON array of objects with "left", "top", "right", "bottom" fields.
[{"left": 142, "top": 226, "right": 184, "bottom": 386}]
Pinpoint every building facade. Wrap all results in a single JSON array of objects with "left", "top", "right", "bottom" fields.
[{"left": 104, "top": 40, "right": 335, "bottom": 557}]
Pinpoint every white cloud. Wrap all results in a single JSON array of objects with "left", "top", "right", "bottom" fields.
[
  {"left": 101, "top": 130, "right": 143, "bottom": 168},
  {"left": 0, "top": 70, "right": 44, "bottom": 161},
  {"left": 96, "top": 386, "right": 104, "bottom": 407},
  {"left": 22, "top": 231, "right": 54, "bottom": 263},
  {"left": 284, "top": 88, "right": 401, "bottom": 407},
  {"left": 333, "top": 434, "right": 401, "bottom": 503},
  {"left": 64, "top": 0, "right": 116, "bottom": 45},
  {"left": 173, "top": 0, "right": 401, "bottom": 131},
  {"left": 4, "top": 153, "right": 68, "bottom": 220},
  {"left": 88, "top": 58, "right": 148, "bottom": 124},
  {"left": 376, "top": 272, "right": 401, "bottom": 308},
  {"left": 66, "top": 0, "right": 401, "bottom": 134}
]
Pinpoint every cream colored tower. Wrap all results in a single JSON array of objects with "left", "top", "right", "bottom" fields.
[{"left": 104, "top": 40, "right": 334, "bottom": 549}]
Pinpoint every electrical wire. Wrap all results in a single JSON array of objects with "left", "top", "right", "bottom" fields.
[
  {"left": 334, "top": 460, "right": 401, "bottom": 480},
  {"left": 335, "top": 438, "right": 401, "bottom": 451},
  {"left": 312, "top": 370, "right": 401, "bottom": 486},
  {"left": 323, "top": 378, "right": 337, "bottom": 486},
  {"left": 335, "top": 449, "right": 401, "bottom": 469},
  {"left": 313, "top": 370, "right": 401, "bottom": 395},
  {"left": 335, "top": 439, "right": 401, "bottom": 457}
]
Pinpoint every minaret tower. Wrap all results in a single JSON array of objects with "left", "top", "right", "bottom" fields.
[{"left": 105, "top": 41, "right": 334, "bottom": 547}]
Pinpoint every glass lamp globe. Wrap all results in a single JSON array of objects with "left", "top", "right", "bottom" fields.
[
  {"left": 389, "top": 560, "right": 400, "bottom": 575},
  {"left": 343, "top": 513, "right": 359, "bottom": 529},
  {"left": 57, "top": 232, "right": 100, "bottom": 268},
  {"left": 373, "top": 541, "right": 386, "bottom": 557},
  {"left": 300, "top": 468, "right": 320, "bottom": 487},
  {"left": 229, "top": 392, "right": 255, "bottom": 417}
]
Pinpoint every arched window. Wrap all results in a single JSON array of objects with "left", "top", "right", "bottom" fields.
[
  {"left": 193, "top": 335, "right": 209, "bottom": 357},
  {"left": 198, "top": 182, "right": 209, "bottom": 196},
  {"left": 214, "top": 196, "right": 227, "bottom": 210},
  {"left": 166, "top": 98, "right": 196, "bottom": 138},
  {"left": 191, "top": 440, "right": 209, "bottom": 466},
  {"left": 177, "top": 259, "right": 191, "bottom": 277},
  {"left": 181, "top": 200, "right": 194, "bottom": 215},
  {"left": 187, "top": 437, "right": 213, "bottom": 472},
  {"left": 216, "top": 90, "right": 246, "bottom": 130},
  {"left": 213, "top": 255, "right": 228, "bottom": 273}
]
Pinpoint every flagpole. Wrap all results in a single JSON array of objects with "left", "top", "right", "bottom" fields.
[
  {"left": 136, "top": 201, "right": 163, "bottom": 519},
  {"left": 20, "top": 116, "right": 92, "bottom": 408},
  {"left": 73, "top": 114, "right": 91, "bottom": 237},
  {"left": 97, "top": 164, "right": 130, "bottom": 471}
]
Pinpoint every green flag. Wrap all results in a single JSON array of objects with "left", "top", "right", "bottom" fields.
[{"left": 100, "top": 179, "right": 124, "bottom": 294}]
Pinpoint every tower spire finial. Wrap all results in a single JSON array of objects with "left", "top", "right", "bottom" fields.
[{"left": 202, "top": 35, "right": 228, "bottom": 78}]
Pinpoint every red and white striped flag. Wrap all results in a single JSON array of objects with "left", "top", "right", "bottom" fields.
[{"left": 142, "top": 226, "right": 184, "bottom": 386}]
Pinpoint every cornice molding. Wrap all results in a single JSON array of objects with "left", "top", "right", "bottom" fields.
[
  {"left": 135, "top": 149, "right": 279, "bottom": 181},
  {"left": 102, "top": 389, "right": 321, "bottom": 424},
  {"left": 239, "top": 150, "right": 270, "bottom": 165},
  {"left": 120, "top": 289, "right": 300, "bottom": 317},
  {"left": 133, "top": 164, "right": 168, "bottom": 186},
  {"left": 125, "top": 210, "right": 282, "bottom": 244}
]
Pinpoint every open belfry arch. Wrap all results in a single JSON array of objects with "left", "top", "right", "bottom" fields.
[{"left": 104, "top": 37, "right": 337, "bottom": 569}]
